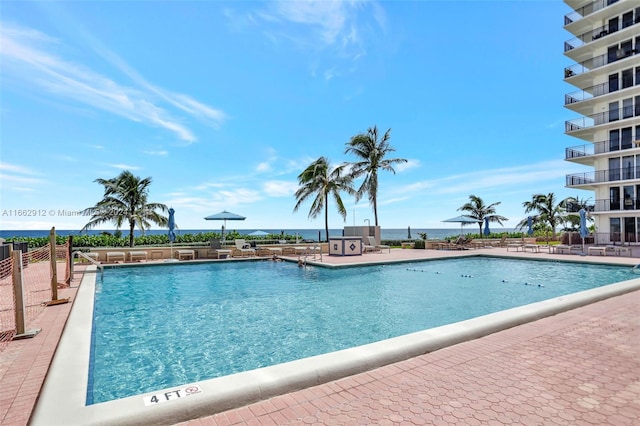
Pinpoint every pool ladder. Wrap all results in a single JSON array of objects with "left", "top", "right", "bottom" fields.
[{"left": 299, "top": 246, "right": 322, "bottom": 265}]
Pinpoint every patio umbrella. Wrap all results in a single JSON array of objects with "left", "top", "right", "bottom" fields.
[
  {"left": 484, "top": 217, "right": 491, "bottom": 237},
  {"left": 166, "top": 208, "right": 178, "bottom": 262},
  {"left": 527, "top": 216, "right": 534, "bottom": 236},
  {"left": 579, "top": 208, "right": 589, "bottom": 252},
  {"left": 442, "top": 215, "right": 482, "bottom": 236},
  {"left": 408, "top": 226, "right": 412, "bottom": 239},
  {"left": 204, "top": 210, "right": 246, "bottom": 243},
  {"left": 248, "top": 230, "right": 269, "bottom": 237}
]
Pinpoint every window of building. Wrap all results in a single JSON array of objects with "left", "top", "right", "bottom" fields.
[
  {"left": 610, "top": 187, "right": 621, "bottom": 210},
  {"left": 622, "top": 11, "right": 633, "bottom": 28},
  {"left": 622, "top": 68, "right": 633, "bottom": 88},
  {"left": 623, "top": 98, "right": 633, "bottom": 118},
  {"left": 622, "top": 127, "right": 633, "bottom": 149},
  {"left": 625, "top": 217, "right": 636, "bottom": 242},
  {"left": 609, "top": 73, "right": 619, "bottom": 92},
  {"left": 609, "top": 16, "right": 619, "bottom": 33},
  {"left": 610, "top": 101, "right": 619, "bottom": 122},
  {"left": 609, "top": 157, "right": 621, "bottom": 180},
  {"left": 610, "top": 217, "right": 621, "bottom": 242},
  {"left": 623, "top": 156, "right": 634, "bottom": 179},
  {"left": 624, "top": 185, "right": 635, "bottom": 209},
  {"left": 610, "top": 129, "right": 620, "bottom": 151}
]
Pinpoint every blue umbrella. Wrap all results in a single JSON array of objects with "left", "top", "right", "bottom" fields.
[
  {"left": 168, "top": 208, "right": 176, "bottom": 243},
  {"left": 527, "top": 216, "right": 534, "bottom": 236},
  {"left": 204, "top": 210, "right": 246, "bottom": 243},
  {"left": 167, "top": 207, "right": 178, "bottom": 262},
  {"left": 484, "top": 217, "right": 491, "bottom": 236},
  {"left": 579, "top": 208, "right": 589, "bottom": 253},
  {"left": 579, "top": 208, "right": 589, "bottom": 239}
]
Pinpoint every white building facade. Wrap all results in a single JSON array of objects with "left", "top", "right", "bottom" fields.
[{"left": 564, "top": 0, "right": 640, "bottom": 244}]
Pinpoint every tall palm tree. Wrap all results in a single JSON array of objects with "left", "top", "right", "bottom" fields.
[
  {"left": 293, "top": 157, "right": 354, "bottom": 242},
  {"left": 521, "top": 193, "right": 568, "bottom": 239},
  {"left": 457, "top": 195, "right": 508, "bottom": 237},
  {"left": 344, "top": 126, "right": 407, "bottom": 226},
  {"left": 81, "top": 170, "right": 169, "bottom": 247}
]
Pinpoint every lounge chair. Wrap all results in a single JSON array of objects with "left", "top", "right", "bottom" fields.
[
  {"left": 175, "top": 249, "right": 195, "bottom": 260},
  {"left": 234, "top": 239, "right": 256, "bottom": 257},
  {"left": 363, "top": 239, "right": 378, "bottom": 253},
  {"left": 106, "top": 252, "right": 125, "bottom": 263},
  {"left": 209, "top": 238, "right": 233, "bottom": 259},
  {"left": 129, "top": 251, "right": 148, "bottom": 262},
  {"left": 367, "top": 236, "right": 391, "bottom": 253}
]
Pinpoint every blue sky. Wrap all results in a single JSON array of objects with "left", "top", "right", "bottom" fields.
[{"left": 0, "top": 0, "right": 587, "bottom": 232}]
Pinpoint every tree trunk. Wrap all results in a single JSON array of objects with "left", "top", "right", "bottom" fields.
[
  {"left": 324, "top": 198, "right": 329, "bottom": 243},
  {"left": 129, "top": 220, "right": 135, "bottom": 247}
]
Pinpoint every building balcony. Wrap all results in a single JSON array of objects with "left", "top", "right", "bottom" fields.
[
  {"left": 564, "top": 0, "right": 620, "bottom": 26},
  {"left": 590, "top": 198, "right": 640, "bottom": 212},
  {"left": 565, "top": 104, "right": 640, "bottom": 134},
  {"left": 564, "top": 46, "right": 639, "bottom": 79},
  {"left": 566, "top": 167, "right": 640, "bottom": 187},
  {"left": 564, "top": 81, "right": 639, "bottom": 107},
  {"left": 564, "top": 16, "right": 640, "bottom": 53},
  {"left": 565, "top": 138, "right": 640, "bottom": 163}
]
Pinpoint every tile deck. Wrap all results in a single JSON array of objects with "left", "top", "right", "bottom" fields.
[{"left": 1, "top": 248, "right": 639, "bottom": 425}]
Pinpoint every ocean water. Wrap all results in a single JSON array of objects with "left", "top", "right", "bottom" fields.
[{"left": 0, "top": 228, "right": 516, "bottom": 241}]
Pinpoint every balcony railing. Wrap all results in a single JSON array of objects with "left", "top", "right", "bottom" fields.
[
  {"left": 564, "top": 14, "right": 640, "bottom": 52},
  {"left": 566, "top": 166, "right": 640, "bottom": 186},
  {"left": 591, "top": 198, "right": 640, "bottom": 212},
  {"left": 565, "top": 104, "right": 640, "bottom": 133},
  {"left": 565, "top": 138, "right": 640, "bottom": 159},
  {"left": 564, "top": 0, "right": 619, "bottom": 25},
  {"left": 564, "top": 47, "right": 639, "bottom": 78}
]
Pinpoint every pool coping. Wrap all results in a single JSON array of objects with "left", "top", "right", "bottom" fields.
[{"left": 30, "top": 259, "right": 640, "bottom": 425}]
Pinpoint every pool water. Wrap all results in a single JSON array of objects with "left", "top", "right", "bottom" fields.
[{"left": 88, "top": 257, "right": 632, "bottom": 404}]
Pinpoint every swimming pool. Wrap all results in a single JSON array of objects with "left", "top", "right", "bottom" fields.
[{"left": 88, "top": 257, "right": 632, "bottom": 404}]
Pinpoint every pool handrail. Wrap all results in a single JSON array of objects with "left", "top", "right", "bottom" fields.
[{"left": 72, "top": 251, "right": 104, "bottom": 280}]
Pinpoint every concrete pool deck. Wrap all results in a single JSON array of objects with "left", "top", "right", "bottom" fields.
[{"left": 1, "top": 247, "right": 639, "bottom": 425}]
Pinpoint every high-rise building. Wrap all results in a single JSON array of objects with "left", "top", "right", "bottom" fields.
[{"left": 563, "top": 0, "right": 640, "bottom": 244}]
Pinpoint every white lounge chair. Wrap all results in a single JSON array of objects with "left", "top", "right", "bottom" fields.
[
  {"left": 367, "top": 236, "right": 390, "bottom": 253},
  {"left": 234, "top": 239, "right": 256, "bottom": 257}
]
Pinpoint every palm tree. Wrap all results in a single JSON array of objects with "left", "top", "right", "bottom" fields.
[
  {"left": 521, "top": 193, "right": 568, "bottom": 239},
  {"left": 457, "top": 195, "right": 508, "bottom": 237},
  {"left": 344, "top": 126, "right": 407, "bottom": 226},
  {"left": 81, "top": 170, "right": 169, "bottom": 247},
  {"left": 293, "top": 157, "right": 354, "bottom": 242}
]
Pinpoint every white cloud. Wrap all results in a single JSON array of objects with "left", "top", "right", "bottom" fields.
[
  {"left": 262, "top": 180, "right": 298, "bottom": 197},
  {"left": 0, "top": 22, "right": 227, "bottom": 143},
  {"left": 395, "top": 159, "right": 420, "bottom": 173},
  {"left": 108, "top": 163, "right": 141, "bottom": 170}
]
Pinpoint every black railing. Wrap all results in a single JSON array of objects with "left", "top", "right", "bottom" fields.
[
  {"left": 564, "top": 14, "right": 639, "bottom": 52},
  {"left": 564, "top": 46, "right": 639, "bottom": 78},
  {"left": 565, "top": 104, "right": 640, "bottom": 133},
  {"left": 592, "top": 198, "right": 640, "bottom": 212},
  {"left": 564, "top": 0, "right": 619, "bottom": 25},
  {"left": 566, "top": 166, "right": 640, "bottom": 186},
  {"left": 565, "top": 138, "right": 640, "bottom": 160}
]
